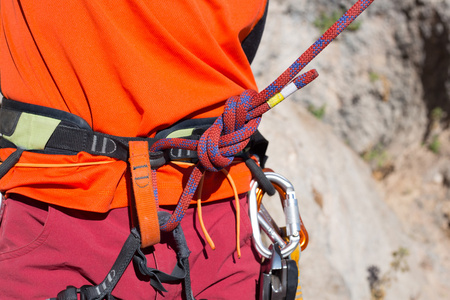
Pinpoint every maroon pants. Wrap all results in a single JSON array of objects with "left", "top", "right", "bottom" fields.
[{"left": 0, "top": 195, "right": 260, "bottom": 299}]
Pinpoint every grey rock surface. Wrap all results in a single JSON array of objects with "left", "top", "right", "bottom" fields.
[
  {"left": 252, "top": 0, "right": 450, "bottom": 299},
  {"left": 258, "top": 101, "right": 450, "bottom": 299},
  {"left": 253, "top": 0, "right": 449, "bottom": 156}
]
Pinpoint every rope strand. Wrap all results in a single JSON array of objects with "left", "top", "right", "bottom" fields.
[{"left": 150, "top": 0, "right": 376, "bottom": 232}]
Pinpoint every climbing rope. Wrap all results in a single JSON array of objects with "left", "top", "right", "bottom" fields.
[{"left": 150, "top": 0, "right": 376, "bottom": 232}]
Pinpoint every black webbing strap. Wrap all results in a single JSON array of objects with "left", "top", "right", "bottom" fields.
[
  {"left": 45, "top": 124, "right": 166, "bottom": 167},
  {"left": 50, "top": 212, "right": 195, "bottom": 300},
  {"left": 50, "top": 228, "right": 141, "bottom": 300},
  {"left": 243, "top": 153, "right": 276, "bottom": 196},
  {"left": 46, "top": 124, "right": 137, "bottom": 160},
  {"left": 133, "top": 211, "right": 195, "bottom": 300},
  {"left": 0, "top": 98, "right": 166, "bottom": 167},
  {"left": 0, "top": 148, "right": 24, "bottom": 179}
]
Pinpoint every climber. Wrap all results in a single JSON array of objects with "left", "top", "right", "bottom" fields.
[
  {"left": 0, "top": 1, "right": 270, "bottom": 299},
  {"left": 0, "top": 0, "right": 375, "bottom": 298}
]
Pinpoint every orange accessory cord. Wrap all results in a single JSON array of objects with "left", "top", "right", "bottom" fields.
[
  {"left": 196, "top": 168, "right": 243, "bottom": 258},
  {"left": 128, "top": 141, "right": 160, "bottom": 248},
  {"left": 196, "top": 174, "right": 216, "bottom": 250},
  {"left": 0, "top": 148, "right": 252, "bottom": 213},
  {"left": 222, "top": 169, "right": 242, "bottom": 259}
]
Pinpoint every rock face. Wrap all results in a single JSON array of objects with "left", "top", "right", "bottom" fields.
[
  {"left": 252, "top": 0, "right": 450, "bottom": 299},
  {"left": 257, "top": 103, "right": 407, "bottom": 300},
  {"left": 254, "top": 0, "right": 449, "bottom": 156}
]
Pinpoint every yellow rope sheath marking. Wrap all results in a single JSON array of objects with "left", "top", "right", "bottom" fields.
[{"left": 267, "top": 93, "right": 285, "bottom": 108}]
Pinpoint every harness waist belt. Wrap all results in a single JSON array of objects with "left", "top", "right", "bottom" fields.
[
  {"left": 0, "top": 98, "right": 216, "bottom": 168},
  {"left": 0, "top": 98, "right": 268, "bottom": 213}
]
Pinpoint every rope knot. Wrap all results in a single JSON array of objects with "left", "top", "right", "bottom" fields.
[
  {"left": 144, "top": 0, "right": 374, "bottom": 233},
  {"left": 197, "top": 89, "right": 261, "bottom": 172}
]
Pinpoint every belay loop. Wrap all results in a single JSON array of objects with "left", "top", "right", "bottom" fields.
[{"left": 149, "top": 0, "right": 375, "bottom": 233}]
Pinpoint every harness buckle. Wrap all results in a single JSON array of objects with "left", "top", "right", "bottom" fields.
[{"left": 248, "top": 172, "right": 308, "bottom": 259}]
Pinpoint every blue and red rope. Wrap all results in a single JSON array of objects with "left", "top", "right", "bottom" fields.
[{"left": 150, "top": 0, "right": 376, "bottom": 232}]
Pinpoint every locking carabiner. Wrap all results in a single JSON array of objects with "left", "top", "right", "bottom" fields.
[{"left": 248, "top": 172, "right": 308, "bottom": 259}]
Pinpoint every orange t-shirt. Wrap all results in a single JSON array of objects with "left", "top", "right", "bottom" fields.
[
  {"left": 1, "top": 0, "right": 266, "bottom": 136},
  {"left": 0, "top": 0, "right": 267, "bottom": 212}
]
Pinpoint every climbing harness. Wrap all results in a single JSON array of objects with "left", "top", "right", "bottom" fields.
[{"left": 0, "top": 0, "right": 376, "bottom": 298}]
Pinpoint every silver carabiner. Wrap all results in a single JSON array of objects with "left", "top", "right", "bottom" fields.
[{"left": 249, "top": 172, "right": 302, "bottom": 259}]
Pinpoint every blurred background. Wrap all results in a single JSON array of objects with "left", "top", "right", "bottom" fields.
[{"left": 252, "top": 0, "right": 450, "bottom": 299}]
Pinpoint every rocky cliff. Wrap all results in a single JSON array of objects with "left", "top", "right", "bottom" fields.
[{"left": 252, "top": 0, "right": 450, "bottom": 299}]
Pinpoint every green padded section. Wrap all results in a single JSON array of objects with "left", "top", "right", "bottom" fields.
[
  {"left": 3, "top": 113, "right": 61, "bottom": 150},
  {"left": 166, "top": 128, "right": 195, "bottom": 138}
]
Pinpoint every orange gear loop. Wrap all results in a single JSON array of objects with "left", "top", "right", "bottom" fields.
[{"left": 128, "top": 141, "right": 160, "bottom": 248}]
